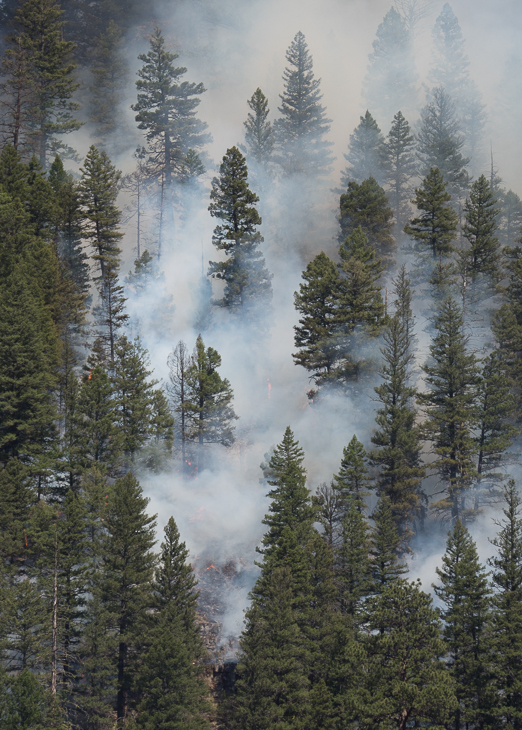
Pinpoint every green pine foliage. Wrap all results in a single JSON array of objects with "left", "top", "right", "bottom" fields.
[
  {"left": 341, "top": 110, "right": 384, "bottom": 187},
  {"left": 293, "top": 251, "right": 340, "bottom": 384},
  {"left": 417, "top": 88, "right": 470, "bottom": 200},
  {"left": 208, "top": 146, "right": 272, "bottom": 322},
  {"left": 381, "top": 111, "right": 417, "bottom": 236},
  {"left": 243, "top": 87, "right": 275, "bottom": 168},
  {"left": 461, "top": 174, "right": 501, "bottom": 281},
  {"left": 434, "top": 520, "right": 492, "bottom": 730},
  {"left": 78, "top": 145, "right": 123, "bottom": 280},
  {"left": 339, "top": 177, "right": 395, "bottom": 263},
  {"left": 488, "top": 480, "right": 522, "bottom": 728},
  {"left": 332, "top": 434, "right": 373, "bottom": 514},
  {"left": 89, "top": 21, "right": 127, "bottom": 143},
  {"left": 370, "top": 496, "right": 407, "bottom": 589},
  {"left": 419, "top": 297, "right": 479, "bottom": 520},
  {"left": 4, "top": 0, "right": 82, "bottom": 166},
  {"left": 274, "top": 31, "right": 333, "bottom": 177}
]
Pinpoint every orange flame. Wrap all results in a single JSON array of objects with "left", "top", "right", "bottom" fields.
[{"left": 88, "top": 369, "right": 92, "bottom": 380}]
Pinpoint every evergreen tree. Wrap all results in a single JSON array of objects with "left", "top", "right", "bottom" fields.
[
  {"left": 48, "top": 155, "right": 90, "bottom": 301},
  {"left": 339, "top": 177, "right": 395, "bottom": 263},
  {"left": 417, "top": 88, "right": 470, "bottom": 201},
  {"left": 133, "top": 26, "right": 209, "bottom": 187},
  {"left": 134, "top": 517, "right": 210, "bottom": 729},
  {"left": 363, "top": 580, "right": 457, "bottom": 730},
  {"left": 259, "top": 427, "right": 315, "bottom": 562},
  {"left": 0, "top": 265, "right": 59, "bottom": 470},
  {"left": 112, "top": 336, "right": 173, "bottom": 466},
  {"left": 0, "top": 33, "right": 36, "bottom": 153},
  {"left": 92, "top": 265, "right": 129, "bottom": 364},
  {"left": 418, "top": 297, "right": 479, "bottom": 519},
  {"left": 475, "top": 352, "right": 517, "bottom": 504},
  {"left": 76, "top": 365, "right": 121, "bottom": 471},
  {"left": 293, "top": 252, "right": 341, "bottom": 385},
  {"left": 370, "top": 313, "right": 424, "bottom": 542},
  {"left": 208, "top": 146, "right": 272, "bottom": 323},
  {"left": 132, "top": 26, "right": 209, "bottom": 253},
  {"left": 78, "top": 145, "right": 123, "bottom": 280},
  {"left": 337, "top": 500, "right": 372, "bottom": 619},
  {"left": 404, "top": 167, "right": 458, "bottom": 267},
  {"left": 183, "top": 335, "right": 238, "bottom": 465},
  {"left": 498, "top": 189, "right": 522, "bottom": 249},
  {"left": 341, "top": 110, "right": 384, "bottom": 187},
  {"left": 434, "top": 520, "right": 492, "bottom": 730},
  {"left": 274, "top": 31, "right": 333, "bottom": 177},
  {"left": 243, "top": 87, "right": 275, "bottom": 168},
  {"left": 488, "top": 480, "right": 522, "bottom": 729},
  {"left": 429, "top": 3, "right": 486, "bottom": 171},
  {"left": 370, "top": 496, "right": 407, "bottom": 589},
  {"left": 364, "top": 7, "right": 417, "bottom": 124},
  {"left": 3, "top": 0, "right": 82, "bottom": 166},
  {"left": 97, "top": 472, "right": 157, "bottom": 724},
  {"left": 381, "top": 111, "right": 417, "bottom": 236},
  {"left": 0, "top": 668, "right": 51, "bottom": 728},
  {"left": 336, "top": 226, "right": 386, "bottom": 338},
  {"left": 232, "top": 565, "right": 311, "bottom": 730},
  {"left": 461, "top": 174, "right": 501, "bottom": 281},
  {"left": 332, "top": 434, "right": 372, "bottom": 514},
  {"left": 89, "top": 21, "right": 127, "bottom": 143}
]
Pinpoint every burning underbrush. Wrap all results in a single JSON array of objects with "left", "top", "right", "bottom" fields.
[{"left": 193, "top": 551, "right": 258, "bottom": 661}]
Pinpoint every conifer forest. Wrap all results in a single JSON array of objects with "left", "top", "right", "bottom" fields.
[{"left": 2, "top": 0, "right": 522, "bottom": 726}]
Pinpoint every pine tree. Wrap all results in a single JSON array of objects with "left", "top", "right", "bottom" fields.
[
  {"left": 336, "top": 226, "right": 386, "bottom": 338},
  {"left": 418, "top": 297, "right": 479, "bottom": 519},
  {"left": 0, "top": 668, "right": 51, "bottom": 728},
  {"left": 370, "top": 496, "right": 407, "bottom": 590},
  {"left": 167, "top": 340, "right": 191, "bottom": 470},
  {"left": 364, "top": 7, "right": 417, "bottom": 125},
  {"left": 89, "top": 20, "right": 127, "bottom": 143},
  {"left": 0, "top": 34, "right": 36, "bottom": 153},
  {"left": 274, "top": 31, "right": 333, "bottom": 177},
  {"left": 461, "top": 174, "right": 501, "bottom": 281},
  {"left": 429, "top": 3, "right": 486, "bottom": 171},
  {"left": 0, "top": 265, "right": 59, "bottom": 470},
  {"left": 337, "top": 500, "right": 372, "bottom": 619},
  {"left": 92, "top": 265, "right": 129, "bottom": 364},
  {"left": 362, "top": 579, "right": 456, "bottom": 730},
  {"left": 417, "top": 88, "right": 470, "bottom": 201},
  {"left": 259, "top": 427, "right": 315, "bottom": 562},
  {"left": 381, "top": 111, "right": 417, "bottom": 236},
  {"left": 132, "top": 26, "right": 209, "bottom": 253},
  {"left": 111, "top": 336, "right": 173, "bottom": 466},
  {"left": 332, "top": 434, "right": 373, "bottom": 514},
  {"left": 370, "top": 313, "right": 424, "bottom": 542},
  {"left": 293, "top": 252, "right": 341, "bottom": 385},
  {"left": 183, "top": 335, "right": 237, "bottom": 466},
  {"left": 488, "top": 480, "right": 522, "bottom": 729},
  {"left": 134, "top": 517, "right": 210, "bottom": 729},
  {"left": 208, "top": 146, "right": 272, "bottom": 323},
  {"left": 0, "top": 459, "right": 34, "bottom": 562},
  {"left": 243, "top": 87, "right": 275, "bottom": 168},
  {"left": 434, "top": 520, "right": 492, "bottom": 730},
  {"left": 78, "top": 145, "right": 123, "bottom": 280},
  {"left": 3, "top": 0, "right": 82, "bottom": 166},
  {"left": 98, "top": 472, "right": 157, "bottom": 724},
  {"left": 404, "top": 167, "right": 458, "bottom": 264},
  {"left": 232, "top": 565, "right": 311, "bottom": 730},
  {"left": 498, "top": 189, "right": 522, "bottom": 249},
  {"left": 475, "top": 352, "right": 517, "bottom": 505},
  {"left": 339, "top": 177, "right": 395, "bottom": 263},
  {"left": 133, "top": 26, "right": 209, "bottom": 187},
  {"left": 76, "top": 365, "right": 121, "bottom": 471},
  {"left": 341, "top": 110, "right": 384, "bottom": 187},
  {"left": 48, "top": 155, "right": 90, "bottom": 301}
]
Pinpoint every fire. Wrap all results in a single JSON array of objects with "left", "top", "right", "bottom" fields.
[
  {"left": 206, "top": 563, "right": 215, "bottom": 570},
  {"left": 88, "top": 369, "right": 92, "bottom": 380},
  {"left": 267, "top": 377, "right": 271, "bottom": 400}
]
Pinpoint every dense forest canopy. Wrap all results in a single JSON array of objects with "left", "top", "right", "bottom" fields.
[{"left": 1, "top": 0, "right": 522, "bottom": 726}]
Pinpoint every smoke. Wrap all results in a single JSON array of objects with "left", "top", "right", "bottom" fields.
[{"left": 64, "top": 0, "right": 522, "bottom": 649}]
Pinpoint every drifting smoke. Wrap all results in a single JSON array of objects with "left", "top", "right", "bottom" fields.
[{"left": 65, "top": 0, "right": 522, "bottom": 647}]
